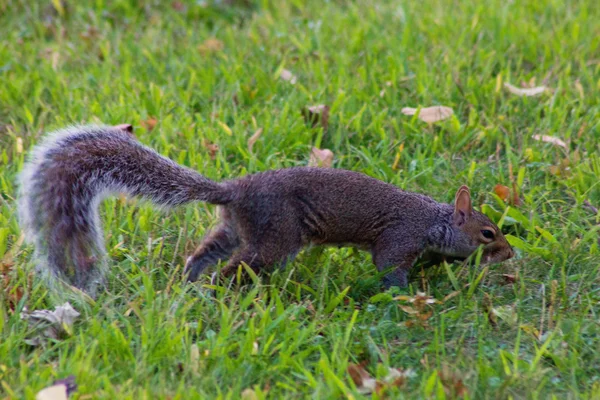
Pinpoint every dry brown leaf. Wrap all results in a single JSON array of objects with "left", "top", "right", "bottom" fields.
[
  {"left": 198, "top": 38, "right": 224, "bottom": 54},
  {"left": 347, "top": 364, "right": 377, "bottom": 394},
  {"left": 308, "top": 147, "right": 334, "bottom": 168},
  {"left": 494, "top": 184, "right": 510, "bottom": 202},
  {"left": 502, "top": 274, "right": 517, "bottom": 284},
  {"left": 247, "top": 128, "right": 263, "bottom": 152},
  {"left": 347, "top": 364, "right": 412, "bottom": 395},
  {"left": 532, "top": 134, "right": 567, "bottom": 149},
  {"left": 504, "top": 83, "right": 547, "bottom": 97},
  {"left": 399, "top": 305, "right": 418, "bottom": 315},
  {"left": 203, "top": 140, "right": 219, "bottom": 160},
  {"left": 401, "top": 106, "right": 453, "bottom": 123},
  {"left": 279, "top": 69, "right": 297, "bottom": 84},
  {"left": 140, "top": 117, "right": 157, "bottom": 132},
  {"left": 302, "top": 105, "right": 330, "bottom": 131},
  {"left": 442, "top": 290, "right": 461, "bottom": 303},
  {"left": 438, "top": 366, "right": 468, "bottom": 398}
]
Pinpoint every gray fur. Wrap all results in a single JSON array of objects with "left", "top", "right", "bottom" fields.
[{"left": 18, "top": 125, "right": 514, "bottom": 295}]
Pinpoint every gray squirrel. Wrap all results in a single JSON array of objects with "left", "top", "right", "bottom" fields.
[{"left": 18, "top": 124, "right": 514, "bottom": 295}]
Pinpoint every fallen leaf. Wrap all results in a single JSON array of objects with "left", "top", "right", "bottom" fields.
[
  {"left": 279, "top": 69, "right": 297, "bottom": 84},
  {"left": 140, "top": 117, "right": 157, "bottom": 132},
  {"left": 504, "top": 83, "right": 547, "bottom": 97},
  {"left": 36, "top": 384, "right": 67, "bottom": 400},
  {"left": 532, "top": 134, "right": 567, "bottom": 149},
  {"left": 347, "top": 364, "right": 412, "bottom": 395},
  {"left": 494, "top": 184, "right": 510, "bottom": 202},
  {"left": 401, "top": 106, "right": 453, "bottom": 123},
  {"left": 203, "top": 140, "right": 219, "bottom": 160},
  {"left": 21, "top": 303, "right": 80, "bottom": 346},
  {"left": 442, "top": 290, "right": 461, "bottom": 303},
  {"left": 302, "top": 104, "right": 330, "bottom": 131},
  {"left": 53, "top": 376, "right": 77, "bottom": 397},
  {"left": 198, "top": 38, "right": 224, "bottom": 54},
  {"left": 438, "top": 366, "right": 468, "bottom": 398},
  {"left": 502, "top": 274, "right": 517, "bottom": 284},
  {"left": 247, "top": 128, "right": 263, "bottom": 152},
  {"left": 399, "top": 305, "right": 418, "bottom": 315},
  {"left": 308, "top": 147, "right": 334, "bottom": 168},
  {"left": 347, "top": 364, "right": 378, "bottom": 394}
]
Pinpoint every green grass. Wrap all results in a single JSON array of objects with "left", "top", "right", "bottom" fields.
[{"left": 1, "top": 0, "right": 600, "bottom": 398}]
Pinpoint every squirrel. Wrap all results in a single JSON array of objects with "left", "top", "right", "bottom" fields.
[{"left": 18, "top": 124, "right": 514, "bottom": 295}]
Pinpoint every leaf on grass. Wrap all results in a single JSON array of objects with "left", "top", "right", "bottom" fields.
[
  {"left": 140, "top": 117, "right": 157, "bottom": 132},
  {"left": 21, "top": 303, "right": 80, "bottom": 346},
  {"left": 247, "top": 128, "right": 263, "bottom": 152},
  {"left": 198, "top": 38, "right": 224, "bottom": 54},
  {"left": 401, "top": 106, "right": 453, "bottom": 123},
  {"left": 36, "top": 384, "right": 67, "bottom": 400},
  {"left": 302, "top": 105, "right": 330, "bottom": 130},
  {"left": 438, "top": 366, "right": 468, "bottom": 398},
  {"left": 504, "top": 83, "right": 547, "bottom": 97},
  {"left": 532, "top": 134, "right": 567, "bottom": 149},
  {"left": 308, "top": 147, "right": 334, "bottom": 168},
  {"left": 442, "top": 290, "right": 461, "bottom": 303},
  {"left": 202, "top": 140, "right": 219, "bottom": 160},
  {"left": 279, "top": 69, "right": 297, "bottom": 84},
  {"left": 502, "top": 274, "right": 517, "bottom": 284},
  {"left": 348, "top": 363, "right": 377, "bottom": 394},
  {"left": 494, "top": 184, "right": 510, "bottom": 202},
  {"left": 347, "top": 364, "right": 412, "bottom": 395},
  {"left": 399, "top": 305, "right": 418, "bottom": 315},
  {"left": 36, "top": 376, "right": 76, "bottom": 400}
]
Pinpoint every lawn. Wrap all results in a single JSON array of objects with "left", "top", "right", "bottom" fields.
[{"left": 1, "top": 0, "right": 600, "bottom": 398}]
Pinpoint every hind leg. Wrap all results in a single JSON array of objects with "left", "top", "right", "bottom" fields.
[
  {"left": 218, "top": 239, "right": 302, "bottom": 283},
  {"left": 184, "top": 223, "right": 240, "bottom": 282}
]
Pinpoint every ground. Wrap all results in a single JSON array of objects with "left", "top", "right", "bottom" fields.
[{"left": 1, "top": 0, "right": 600, "bottom": 398}]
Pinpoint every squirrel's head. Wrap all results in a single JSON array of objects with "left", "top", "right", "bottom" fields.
[{"left": 447, "top": 185, "right": 515, "bottom": 264}]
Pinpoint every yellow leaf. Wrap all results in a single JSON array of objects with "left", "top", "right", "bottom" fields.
[{"left": 217, "top": 121, "right": 232, "bottom": 136}]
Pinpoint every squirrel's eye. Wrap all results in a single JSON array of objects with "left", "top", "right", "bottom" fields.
[{"left": 481, "top": 229, "right": 495, "bottom": 240}]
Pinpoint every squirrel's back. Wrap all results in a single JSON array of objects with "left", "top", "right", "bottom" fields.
[{"left": 225, "top": 167, "right": 444, "bottom": 245}]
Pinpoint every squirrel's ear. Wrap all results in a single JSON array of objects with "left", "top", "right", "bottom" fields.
[
  {"left": 113, "top": 124, "right": 134, "bottom": 135},
  {"left": 453, "top": 185, "right": 472, "bottom": 226}
]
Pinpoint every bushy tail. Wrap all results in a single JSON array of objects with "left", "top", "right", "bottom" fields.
[{"left": 18, "top": 125, "right": 231, "bottom": 294}]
